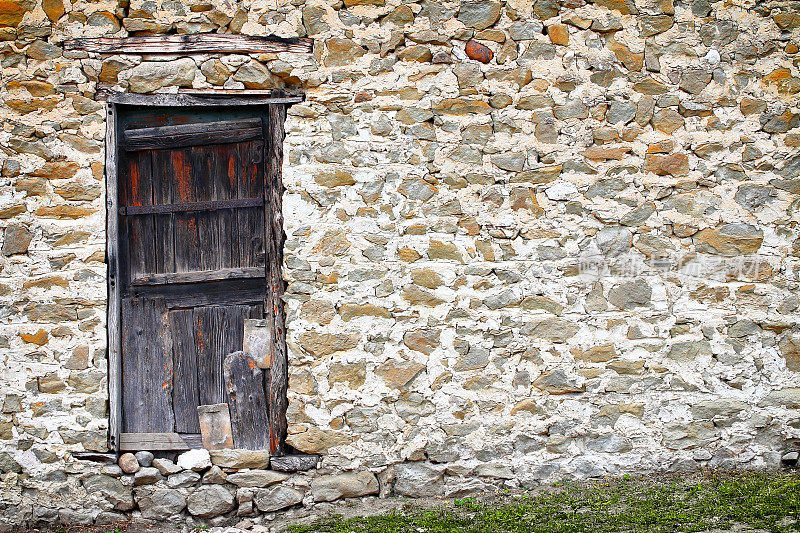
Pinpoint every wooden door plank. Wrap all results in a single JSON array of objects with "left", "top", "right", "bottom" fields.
[
  {"left": 191, "top": 146, "right": 220, "bottom": 272},
  {"left": 132, "top": 266, "right": 264, "bottom": 286},
  {"left": 119, "top": 432, "right": 189, "bottom": 451},
  {"left": 265, "top": 105, "right": 288, "bottom": 455},
  {"left": 224, "top": 351, "right": 271, "bottom": 450},
  {"left": 107, "top": 103, "right": 122, "bottom": 453},
  {"left": 196, "top": 306, "right": 226, "bottom": 407},
  {"left": 65, "top": 34, "right": 314, "bottom": 55},
  {"left": 124, "top": 118, "right": 263, "bottom": 151},
  {"left": 172, "top": 149, "right": 201, "bottom": 273},
  {"left": 213, "top": 144, "right": 238, "bottom": 270},
  {"left": 121, "top": 298, "right": 174, "bottom": 433},
  {"left": 170, "top": 309, "right": 200, "bottom": 433},
  {"left": 126, "top": 151, "right": 156, "bottom": 279},
  {"left": 237, "top": 141, "right": 265, "bottom": 268},
  {"left": 98, "top": 90, "right": 304, "bottom": 107},
  {"left": 151, "top": 150, "right": 175, "bottom": 275}
]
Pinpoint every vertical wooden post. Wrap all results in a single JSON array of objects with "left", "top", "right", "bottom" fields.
[
  {"left": 265, "top": 104, "right": 288, "bottom": 455},
  {"left": 106, "top": 103, "right": 123, "bottom": 455}
]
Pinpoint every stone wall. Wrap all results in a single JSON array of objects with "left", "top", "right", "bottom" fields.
[{"left": 2, "top": 0, "right": 800, "bottom": 527}]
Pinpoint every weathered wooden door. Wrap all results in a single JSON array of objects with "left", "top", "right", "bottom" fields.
[{"left": 113, "top": 105, "right": 286, "bottom": 452}]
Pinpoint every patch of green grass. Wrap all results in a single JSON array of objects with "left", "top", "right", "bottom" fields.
[{"left": 289, "top": 471, "right": 800, "bottom": 533}]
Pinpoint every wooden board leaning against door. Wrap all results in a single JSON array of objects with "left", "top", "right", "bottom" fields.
[{"left": 111, "top": 104, "right": 287, "bottom": 453}]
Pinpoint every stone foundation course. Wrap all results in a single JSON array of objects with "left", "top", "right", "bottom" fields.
[{"left": 2, "top": 0, "right": 800, "bottom": 528}]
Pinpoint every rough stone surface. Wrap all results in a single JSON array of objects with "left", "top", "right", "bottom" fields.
[
  {"left": 187, "top": 485, "right": 235, "bottom": 518},
  {"left": 311, "top": 471, "right": 380, "bottom": 502}
]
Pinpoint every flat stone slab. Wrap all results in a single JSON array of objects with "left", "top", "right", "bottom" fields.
[{"left": 270, "top": 454, "right": 320, "bottom": 472}]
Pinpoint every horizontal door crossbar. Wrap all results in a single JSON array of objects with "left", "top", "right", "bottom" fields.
[
  {"left": 121, "top": 197, "right": 263, "bottom": 215},
  {"left": 131, "top": 266, "right": 265, "bottom": 286},
  {"left": 64, "top": 34, "right": 314, "bottom": 55},
  {"left": 124, "top": 118, "right": 263, "bottom": 151}
]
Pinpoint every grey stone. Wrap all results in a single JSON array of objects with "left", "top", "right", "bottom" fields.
[
  {"left": 691, "top": 399, "right": 748, "bottom": 420},
  {"left": 0, "top": 452, "right": 21, "bottom": 473},
  {"left": 394, "top": 462, "right": 445, "bottom": 497},
  {"left": 127, "top": 58, "right": 195, "bottom": 93},
  {"left": 177, "top": 449, "right": 211, "bottom": 471},
  {"left": 457, "top": 0, "right": 501, "bottom": 30},
  {"left": 270, "top": 454, "right": 320, "bottom": 472},
  {"left": 232, "top": 61, "right": 280, "bottom": 89},
  {"left": 133, "top": 467, "right": 162, "bottom": 486},
  {"left": 311, "top": 471, "right": 379, "bottom": 502},
  {"left": 453, "top": 347, "right": 490, "bottom": 371},
  {"left": 608, "top": 279, "right": 652, "bottom": 310},
  {"left": 210, "top": 449, "right": 271, "bottom": 469},
  {"left": 81, "top": 475, "right": 134, "bottom": 511},
  {"left": 2, "top": 223, "right": 32, "bottom": 256},
  {"left": 521, "top": 41, "right": 557, "bottom": 60},
  {"left": 491, "top": 152, "right": 526, "bottom": 172},
  {"left": 187, "top": 485, "right": 235, "bottom": 518},
  {"left": 782, "top": 452, "right": 799, "bottom": 465},
  {"left": 596, "top": 226, "right": 633, "bottom": 256},
  {"left": 735, "top": 185, "right": 775, "bottom": 212},
  {"left": 509, "top": 22, "right": 542, "bottom": 40},
  {"left": 606, "top": 101, "right": 636, "bottom": 124},
  {"left": 699, "top": 20, "right": 739, "bottom": 47},
  {"left": 485, "top": 290, "right": 520, "bottom": 310},
  {"left": 152, "top": 458, "right": 181, "bottom": 476},
  {"left": 134, "top": 450, "right": 153, "bottom": 467},
  {"left": 761, "top": 388, "right": 800, "bottom": 408},
  {"left": 137, "top": 488, "right": 186, "bottom": 520},
  {"left": 533, "top": 369, "right": 584, "bottom": 394},
  {"left": 553, "top": 99, "right": 589, "bottom": 120},
  {"left": 587, "top": 434, "right": 632, "bottom": 453},
  {"left": 668, "top": 340, "right": 712, "bottom": 361},
  {"left": 166, "top": 470, "right": 201, "bottom": 488},
  {"left": 226, "top": 469, "right": 288, "bottom": 487},
  {"left": 679, "top": 69, "right": 712, "bottom": 95},
  {"left": 620, "top": 203, "right": 655, "bottom": 226},
  {"left": 202, "top": 465, "right": 227, "bottom": 484},
  {"left": 253, "top": 485, "right": 304, "bottom": 512}
]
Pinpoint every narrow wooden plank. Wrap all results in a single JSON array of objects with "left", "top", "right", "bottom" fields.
[
  {"left": 179, "top": 433, "right": 204, "bottom": 449},
  {"left": 126, "top": 118, "right": 261, "bottom": 142},
  {"left": 131, "top": 278, "right": 267, "bottom": 309},
  {"left": 213, "top": 144, "right": 238, "bottom": 270},
  {"left": 196, "top": 306, "right": 227, "bottom": 407},
  {"left": 265, "top": 105, "right": 288, "bottom": 455},
  {"left": 125, "top": 122, "right": 262, "bottom": 151},
  {"left": 238, "top": 141, "right": 265, "bottom": 268},
  {"left": 191, "top": 146, "right": 219, "bottom": 272},
  {"left": 97, "top": 90, "right": 304, "bottom": 107},
  {"left": 132, "top": 266, "right": 265, "bottom": 286},
  {"left": 151, "top": 149, "right": 174, "bottom": 275},
  {"left": 121, "top": 197, "right": 263, "bottom": 215},
  {"left": 106, "top": 103, "right": 122, "bottom": 454},
  {"left": 197, "top": 403, "right": 235, "bottom": 450},
  {"left": 119, "top": 432, "right": 189, "bottom": 451},
  {"left": 172, "top": 149, "right": 201, "bottom": 273},
  {"left": 125, "top": 151, "right": 156, "bottom": 280},
  {"left": 121, "top": 298, "right": 174, "bottom": 433},
  {"left": 224, "top": 351, "right": 271, "bottom": 450},
  {"left": 171, "top": 309, "right": 200, "bottom": 433},
  {"left": 65, "top": 34, "right": 314, "bottom": 54}
]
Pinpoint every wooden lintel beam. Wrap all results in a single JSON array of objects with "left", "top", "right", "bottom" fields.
[
  {"left": 96, "top": 89, "right": 304, "bottom": 107},
  {"left": 64, "top": 34, "right": 314, "bottom": 55}
]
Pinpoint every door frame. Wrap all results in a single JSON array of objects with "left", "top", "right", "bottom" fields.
[{"left": 105, "top": 92, "right": 299, "bottom": 455}]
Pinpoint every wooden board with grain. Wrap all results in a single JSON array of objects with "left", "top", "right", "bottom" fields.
[
  {"left": 224, "top": 351, "right": 270, "bottom": 450},
  {"left": 65, "top": 34, "right": 313, "bottom": 55}
]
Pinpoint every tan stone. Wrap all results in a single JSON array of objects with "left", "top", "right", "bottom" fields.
[
  {"left": 20, "top": 329, "right": 48, "bottom": 346},
  {"left": 633, "top": 77, "right": 668, "bottom": 95},
  {"left": 548, "top": 24, "right": 568, "bottom": 45},
  {"left": 38, "top": 372, "right": 65, "bottom": 393},
  {"left": 607, "top": 38, "right": 643, "bottom": 71},
  {"left": 401, "top": 285, "right": 444, "bottom": 306},
  {"left": 42, "top": 0, "right": 64, "bottom": 22},
  {"left": 652, "top": 109, "right": 684, "bottom": 134},
  {"left": 286, "top": 426, "right": 352, "bottom": 454},
  {"left": 411, "top": 268, "right": 443, "bottom": 289},
  {"left": 314, "top": 169, "right": 355, "bottom": 188},
  {"left": 23, "top": 276, "right": 68, "bottom": 290},
  {"left": 779, "top": 335, "right": 800, "bottom": 372},
  {"left": 0, "top": 0, "right": 35, "bottom": 27},
  {"left": 584, "top": 145, "right": 632, "bottom": 160},
  {"left": 573, "top": 344, "right": 616, "bottom": 363},
  {"left": 300, "top": 300, "right": 336, "bottom": 325},
  {"left": 694, "top": 224, "right": 763, "bottom": 256},
  {"left": 428, "top": 240, "right": 462, "bottom": 262},
  {"left": 339, "top": 303, "right": 390, "bottom": 321},
  {"left": 325, "top": 38, "right": 365, "bottom": 67},
  {"left": 298, "top": 332, "right": 359, "bottom": 357},
  {"left": 398, "top": 247, "right": 422, "bottom": 262},
  {"left": 398, "top": 45, "right": 432, "bottom": 62},
  {"left": 0, "top": 204, "right": 25, "bottom": 219},
  {"left": 608, "top": 360, "right": 645, "bottom": 375},
  {"left": 375, "top": 359, "right": 426, "bottom": 387},
  {"left": 35, "top": 206, "right": 96, "bottom": 219},
  {"left": 312, "top": 230, "right": 350, "bottom": 256},
  {"left": 402, "top": 328, "right": 440, "bottom": 354},
  {"left": 30, "top": 161, "right": 78, "bottom": 180},
  {"left": 329, "top": 361, "right": 366, "bottom": 388},
  {"left": 200, "top": 59, "right": 231, "bottom": 86},
  {"left": 510, "top": 399, "right": 544, "bottom": 416},
  {"left": 644, "top": 152, "right": 689, "bottom": 177}
]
